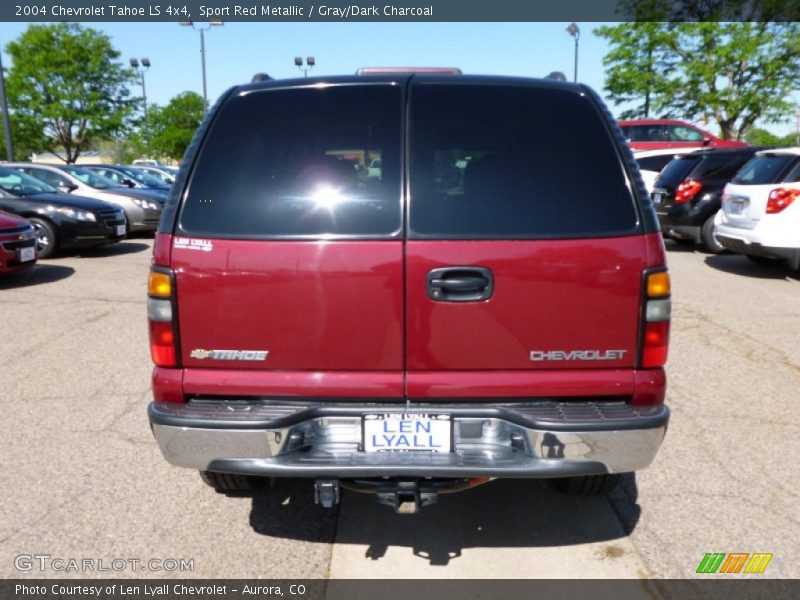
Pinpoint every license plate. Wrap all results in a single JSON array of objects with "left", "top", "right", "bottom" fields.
[
  {"left": 363, "top": 414, "right": 451, "bottom": 453},
  {"left": 653, "top": 192, "right": 663, "bottom": 205},
  {"left": 18, "top": 246, "right": 35, "bottom": 262},
  {"left": 116, "top": 224, "right": 126, "bottom": 236},
  {"left": 730, "top": 198, "right": 745, "bottom": 215}
]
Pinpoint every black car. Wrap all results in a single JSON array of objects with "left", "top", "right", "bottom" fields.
[
  {"left": 84, "top": 164, "right": 172, "bottom": 194},
  {"left": 652, "top": 147, "right": 758, "bottom": 253},
  {"left": 0, "top": 166, "right": 127, "bottom": 258}
]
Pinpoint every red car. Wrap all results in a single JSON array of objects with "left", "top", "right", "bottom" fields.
[
  {"left": 0, "top": 210, "right": 37, "bottom": 275},
  {"left": 147, "top": 72, "right": 671, "bottom": 512},
  {"left": 619, "top": 118, "right": 748, "bottom": 151}
]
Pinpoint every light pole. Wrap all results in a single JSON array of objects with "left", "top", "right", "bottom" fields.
[
  {"left": 566, "top": 22, "right": 580, "bottom": 83},
  {"left": 294, "top": 56, "right": 315, "bottom": 78},
  {"left": 130, "top": 57, "right": 151, "bottom": 156},
  {"left": 180, "top": 21, "right": 224, "bottom": 112},
  {"left": 0, "top": 45, "right": 13, "bottom": 161}
]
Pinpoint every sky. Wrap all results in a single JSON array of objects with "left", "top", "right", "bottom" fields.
[{"left": 0, "top": 21, "right": 797, "bottom": 136}]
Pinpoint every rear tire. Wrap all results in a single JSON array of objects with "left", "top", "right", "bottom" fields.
[
  {"left": 745, "top": 254, "right": 785, "bottom": 266},
  {"left": 199, "top": 471, "right": 262, "bottom": 494},
  {"left": 553, "top": 474, "right": 621, "bottom": 495},
  {"left": 700, "top": 216, "right": 724, "bottom": 254},
  {"left": 29, "top": 218, "right": 58, "bottom": 259}
]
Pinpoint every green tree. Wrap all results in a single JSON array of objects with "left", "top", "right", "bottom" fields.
[
  {"left": 745, "top": 128, "right": 781, "bottom": 147},
  {"left": 594, "top": 22, "right": 675, "bottom": 119},
  {"left": 4, "top": 23, "right": 137, "bottom": 163},
  {"left": 147, "top": 91, "right": 205, "bottom": 161},
  {"left": 596, "top": 22, "right": 800, "bottom": 140}
]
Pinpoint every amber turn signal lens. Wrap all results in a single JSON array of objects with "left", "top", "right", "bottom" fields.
[
  {"left": 148, "top": 271, "right": 172, "bottom": 298},
  {"left": 647, "top": 271, "right": 670, "bottom": 298}
]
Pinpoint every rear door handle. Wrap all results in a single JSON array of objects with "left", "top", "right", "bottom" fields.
[{"left": 426, "top": 267, "right": 493, "bottom": 302}]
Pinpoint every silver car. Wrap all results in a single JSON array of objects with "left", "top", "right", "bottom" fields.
[{"left": 5, "top": 163, "right": 162, "bottom": 233}]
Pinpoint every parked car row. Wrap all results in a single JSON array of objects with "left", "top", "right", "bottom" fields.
[
  {"left": 0, "top": 162, "right": 172, "bottom": 272},
  {"left": 633, "top": 145, "right": 800, "bottom": 267}
]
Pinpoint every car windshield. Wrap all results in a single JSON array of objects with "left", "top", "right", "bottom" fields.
[
  {"left": 62, "top": 166, "right": 116, "bottom": 189},
  {"left": 119, "top": 167, "right": 166, "bottom": 186},
  {"left": 0, "top": 167, "right": 58, "bottom": 196}
]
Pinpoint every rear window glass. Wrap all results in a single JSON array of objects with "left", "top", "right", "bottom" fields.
[
  {"left": 409, "top": 84, "right": 639, "bottom": 238},
  {"left": 637, "top": 155, "right": 676, "bottom": 172},
  {"left": 691, "top": 153, "right": 753, "bottom": 179},
  {"left": 733, "top": 155, "right": 796, "bottom": 185},
  {"left": 179, "top": 85, "right": 403, "bottom": 237},
  {"left": 656, "top": 156, "right": 700, "bottom": 187}
]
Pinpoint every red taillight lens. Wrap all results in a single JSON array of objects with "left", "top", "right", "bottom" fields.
[
  {"left": 642, "top": 321, "right": 670, "bottom": 368},
  {"left": 149, "top": 320, "right": 176, "bottom": 367},
  {"left": 766, "top": 188, "right": 800, "bottom": 214},
  {"left": 674, "top": 179, "right": 703, "bottom": 204}
]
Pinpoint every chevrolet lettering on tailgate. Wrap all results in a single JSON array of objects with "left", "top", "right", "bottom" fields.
[{"left": 529, "top": 349, "right": 628, "bottom": 362}]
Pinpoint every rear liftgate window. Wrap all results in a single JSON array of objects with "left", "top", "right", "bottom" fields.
[
  {"left": 179, "top": 85, "right": 403, "bottom": 237},
  {"left": 408, "top": 84, "right": 639, "bottom": 238}
]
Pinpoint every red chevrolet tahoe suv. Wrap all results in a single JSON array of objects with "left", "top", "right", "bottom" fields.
[{"left": 147, "top": 72, "right": 671, "bottom": 513}]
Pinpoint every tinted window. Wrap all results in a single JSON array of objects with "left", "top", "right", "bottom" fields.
[
  {"left": 668, "top": 125, "right": 704, "bottom": 142},
  {"left": 783, "top": 160, "right": 800, "bottom": 183},
  {"left": 637, "top": 155, "right": 676, "bottom": 172},
  {"left": 656, "top": 156, "right": 700, "bottom": 187},
  {"left": 62, "top": 166, "right": 115, "bottom": 189},
  {"left": 22, "top": 167, "right": 68, "bottom": 188},
  {"left": 629, "top": 125, "right": 667, "bottom": 142},
  {"left": 409, "top": 84, "right": 638, "bottom": 238},
  {"left": 0, "top": 167, "right": 58, "bottom": 196},
  {"left": 691, "top": 153, "right": 753, "bottom": 179},
  {"left": 179, "top": 85, "right": 403, "bottom": 237},
  {"left": 733, "top": 154, "right": 796, "bottom": 184}
]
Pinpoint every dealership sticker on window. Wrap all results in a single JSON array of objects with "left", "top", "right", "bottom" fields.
[{"left": 173, "top": 237, "right": 213, "bottom": 252}]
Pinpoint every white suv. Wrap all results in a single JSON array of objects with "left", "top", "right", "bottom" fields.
[{"left": 715, "top": 148, "right": 800, "bottom": 268}]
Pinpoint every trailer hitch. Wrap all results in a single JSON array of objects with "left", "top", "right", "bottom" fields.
[{"left": 376, "top": 481, "right": 438, "bottom": 514}]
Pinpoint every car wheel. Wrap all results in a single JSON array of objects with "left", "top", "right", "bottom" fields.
[
  {"left": 199, "top": 470, "right": 263, "bottom": 495},
  {"left": 29, "top": 218, "right": 58, "bottom": 259},
  {"left": 700, "top": 216, "right": 725, "bottom": 254},
  {"left": 745, "top": 254, "right": 785, "bottom": 266},
  {"left": 552, "top": 474, "right": 621, "bottom": 495}
]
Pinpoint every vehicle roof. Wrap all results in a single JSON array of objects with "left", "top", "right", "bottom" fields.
[
  {"left": 632, "top": 148, "right": 702, "bottom": 158},
  {"left": 681, "top": 147, "right": 757, "bottom": 157},
  {"left": 755, "top": 147, "right": 800, "bottom": 156},
  {"left": 234, "top": 73, "right": 587, "bottom": 95},
  {"left": 618, "top": 118, "right": 703, "bottom": 126}
]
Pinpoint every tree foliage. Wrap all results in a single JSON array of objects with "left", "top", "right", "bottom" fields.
[
  {"left": 595, "top": 22, "right": 800, "bottom": 140},
  {"left": 4, "top": 23, "right": 137, "bottom": 163},
  {"left": 145, "top": 91, "right": 205, "bottom": 161}
]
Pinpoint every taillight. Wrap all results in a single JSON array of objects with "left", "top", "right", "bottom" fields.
[
  {"left": 640, "top": 270, "right": 671, "bottom": 368},
  {"left": 674, "top": 179, "right": 703, "bottom": 204},
  {"left": 148, "top": 268, "right": 178, "bottom": 367},
  {"left": 766, "top": 187, "right": 800, "bottom": 214}
]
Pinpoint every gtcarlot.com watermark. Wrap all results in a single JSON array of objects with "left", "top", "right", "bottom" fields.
[{"left": 15, "top": 554, "right": 194, "bottom": 573}]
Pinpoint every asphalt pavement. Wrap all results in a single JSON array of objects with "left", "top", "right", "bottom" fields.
[{"left": 0, "top": 238, "right": 797, "bottom": 581}]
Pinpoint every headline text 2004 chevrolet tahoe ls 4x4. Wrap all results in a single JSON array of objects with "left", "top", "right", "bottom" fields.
[{"left": 147, "top": 70, "right": 670, "bottom": 513}]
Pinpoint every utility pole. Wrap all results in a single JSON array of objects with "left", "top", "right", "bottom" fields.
[{"left": 0, "top": 45, "right": 14, "bottom": 160}]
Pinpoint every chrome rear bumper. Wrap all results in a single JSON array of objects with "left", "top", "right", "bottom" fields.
[{"left": 148, "top": 400, "right": 669, "bottom": 478}]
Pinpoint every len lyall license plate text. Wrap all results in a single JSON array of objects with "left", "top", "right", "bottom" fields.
[{"left": 364, "top": 414, "right": 451, "bottom": 453}]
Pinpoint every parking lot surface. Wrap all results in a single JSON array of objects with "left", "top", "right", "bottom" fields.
[{"left": 1, "top": 239, "right": 798, "bottom": 579}]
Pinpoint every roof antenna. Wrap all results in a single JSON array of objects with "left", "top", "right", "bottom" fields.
[
  {"left": 251, "top": 73, "right": 273, "bottom": 83},
  {"left": 546, "top": 71, "right": 567, "bottom": 81}
]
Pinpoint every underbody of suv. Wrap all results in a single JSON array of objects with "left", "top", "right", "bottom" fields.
[{"left": 147, "top": 72, "right": 671, "bottom": 512}]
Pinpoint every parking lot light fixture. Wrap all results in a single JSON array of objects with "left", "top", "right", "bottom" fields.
[
  {"left": 566, "top": 22, "right": 580, "bottom": 83},
  {"left": 181, "top": 21, "right": 224, "bottom": 112},
  {"left": 295, "top": 56, "right": 315, "bottom": 78},
  {"left": 130, "top": 57, "right": 151, "bottom": 155}
]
